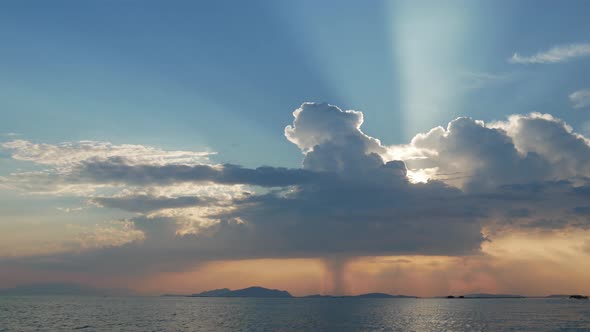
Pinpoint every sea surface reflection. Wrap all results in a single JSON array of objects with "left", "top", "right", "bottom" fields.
[{"left": 1, "top": 296, "right": 589, "bottom": 331}]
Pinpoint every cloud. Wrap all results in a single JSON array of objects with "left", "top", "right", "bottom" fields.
[
  {"left": 56, "top": 207, "right": 85, "bottom": 213},
  {"left": 1, "top": 140, "right": 213, "bottom": 166},
  {"left": 400, "top": 113, "right": 590, "bottom": 191},
  {"left": 508, "top": 43, "right": 590, "bottom": 64},
  {"left": 285, "top": 103, "right": 385, "bottom": 156},
  {"left": 0, "top": 143, "right": 317, "bottom": 195},
  {"left": 406, "top": 117, "right": 549, "bottom": 191},
  {"left": 0, "top": 170, "right": 107, "bottom": 196},
  {"left": 68, "top": 221, "right": 145, "bottom": 251},
  {"left": 491, "top": 113, "right": 590, "bottom": 179},
  {"left": 569, "top": 88, "right": 590, "bottom": 109},
  {"left": 3, "top": 103, "right": 590, "bottom": 278},
  {"left": 573, "top": 206, "right": 590, "bottom": 216},
  {"left": 285, "top": 103, "right": 403, "bottom": 180},
  {"left": 89, "top": 195, "right": 216, "bottom": 213},
  {"left": 75, "top": 159, "right": 319, "bottom": 188}
]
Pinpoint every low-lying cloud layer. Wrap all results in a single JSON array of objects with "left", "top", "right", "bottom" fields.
[{"left": 2, "top": 102, "right": 590, "bottom": 280}]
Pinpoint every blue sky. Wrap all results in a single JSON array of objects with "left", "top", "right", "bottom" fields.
[
  {"left": 2, "top": 0, "right": 590, "bottom": 168},
  {"left": 2, "top": 1, "right": 590, "bottom": 295}
]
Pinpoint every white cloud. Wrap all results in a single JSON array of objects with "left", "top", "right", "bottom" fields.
[
  {"left": 285, "top": 102, "right": 394, "bottom": 178},
  {"left": 67, "top": 220, "right": 145, "bottom": 251},
  {"left": 392, "top": 112, "right": 590, "bottom": 190},
  {"left": 0, "top": 170, "right": 111, "bottom": 196},
  {"left": 1, "top": 140, "right": 214, "bottom": 167},
  {"left": 285, "top": 102, "right": 386, "bottom": 155},
  {"left": 509, "top": 43, "right": 590, "bottom": 64},
  {"left": 56, "top": 207, "right": 85, "bottom": 213},
  {"left": 569, "top": 88, "right": 590, "bottom": 109},
  {"left": 491, "top": 113, "right": 590, "bottom": 178}
]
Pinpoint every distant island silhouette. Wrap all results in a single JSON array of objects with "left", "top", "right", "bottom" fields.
[
  {"left": 166, "top": 286, "right": 417, "bottom": 298},
  {"left": 191, "top": 287, "right": 291, "bottom": 298},
  {"left": 178, "top": 287, "right": 586, "bottom": 299}
]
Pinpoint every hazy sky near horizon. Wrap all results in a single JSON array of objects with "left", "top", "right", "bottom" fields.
[{"left": 2, "top": 0, "right": 590, "bottom": 296}]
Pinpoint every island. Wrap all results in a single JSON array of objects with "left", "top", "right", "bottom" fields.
[{"left": 190, "top": 286, "right": 292, "bottom": 298}]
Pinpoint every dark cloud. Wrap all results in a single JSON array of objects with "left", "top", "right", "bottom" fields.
[
  {"left": 505, "top": 208, "right": 531, "bottom": 218},
  {"left": 76, "top": 159, "right": 318, "bottom": 187},
  {"left": 573, "top": 206, "right": 590, "bottom": 216},
  {"left": 215, "top": 181, "right": 485, "bottom": 257},
  {"left": 90, "top": 195, "right": 216, "bottom": 213},
  {"left": 521, "top": 218, "right": 572, "bottom": 230}
]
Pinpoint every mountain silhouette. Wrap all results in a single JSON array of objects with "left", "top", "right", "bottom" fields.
[{"left": 191, "top": 286, "right": 292, "bottom": 298}]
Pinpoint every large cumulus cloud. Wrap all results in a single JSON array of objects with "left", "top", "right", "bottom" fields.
[
  {"left": 285, "top": 102, "right": 389, "bottom": 174},
  {"left": 403, "top": 113, "right": 590, "bottom": 191}
]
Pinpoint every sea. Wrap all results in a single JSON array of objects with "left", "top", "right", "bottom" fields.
[{"left": 1, "top": 296, "right": 590, "bottom": 331}]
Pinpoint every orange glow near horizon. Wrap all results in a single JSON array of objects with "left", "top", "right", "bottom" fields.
[
  {"left": 2, "top": 229, "right": 589, "bottom": 297},
  {"left": 131, "top": 229, "right": 590, "bottom": 297}
]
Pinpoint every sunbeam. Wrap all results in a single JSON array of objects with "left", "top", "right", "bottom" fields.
[{"left": 391, "top": 0, "right": 473, "bottom": 138}]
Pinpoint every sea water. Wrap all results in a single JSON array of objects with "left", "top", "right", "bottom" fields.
[{"left": 1, "top": 296, "right": 590, "bottom": 331}]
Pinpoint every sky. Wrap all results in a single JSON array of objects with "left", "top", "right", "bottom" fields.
[{"left": 1, "top": 0, "right": 590, "bottom": 297}]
